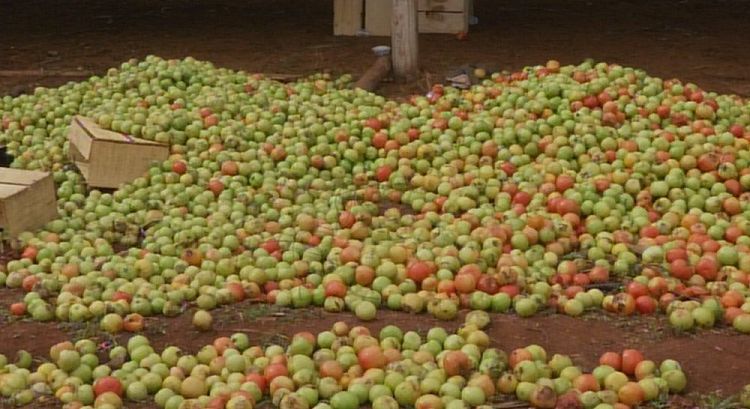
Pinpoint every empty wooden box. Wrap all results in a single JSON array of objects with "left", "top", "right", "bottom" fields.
[
  {"left": 68, "top": 115, "right": 169, "bottom": 189},
  {"left": 0, "top": 168, "right": 58, "bottom": 237}
]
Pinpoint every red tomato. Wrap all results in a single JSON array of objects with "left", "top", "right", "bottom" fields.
[
  {"left": 324, "top": 281, "right": 347, "bottom": 298},
  {"left": 94, "top": 376, "right": 123, "bottom": 397},
  {"left": 407, "top": 261, "right": 432, "bottom": 284},
  {"left": 626, "top": 282, "right": 649, "bottom": 299},
  {"left": 635, "top": 295, "right": 657, "bottom": 315},
  {"left": 263, "top": 363, "right": 288, "bottom": 382},
  {"left": 245, "top": 373, "right": 267, "bottom": 392},
  {"left": 599, "top": 352, "right": 622, "bottom": 371},
  {"left": 375, "top": 166, "right": 392, "bottom": 182}
]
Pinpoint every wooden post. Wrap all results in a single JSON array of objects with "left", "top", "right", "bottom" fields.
[{"left": 391, "top": 0, "right": 418, "bottom": 82}]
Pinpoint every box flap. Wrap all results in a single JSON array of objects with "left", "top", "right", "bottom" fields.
[
  {"left": 71, "top": 116, "right": 164, "bottom": 147},
  {"left": 0, "top": 184, "right": 26, "bottom": 199},
  {"left": 75, "top": 161, "right": 91, "bottom": 180},
  {"left": 0, "top": 168, "right": 50, "bottom": 186},
  {"left": 69, "top": 117, "right": 93, "bottom": 160}
]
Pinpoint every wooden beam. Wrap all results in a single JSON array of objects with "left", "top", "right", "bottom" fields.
[
  {"left": 391, "top": 0, "right": 419, "bottom": 82},
  {"left": 0, "top": 70, "right": 94, "bottom": 77}
]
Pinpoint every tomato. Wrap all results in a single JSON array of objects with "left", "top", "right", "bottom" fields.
[
  {"left": 618, "top": 382, "right": 645, "bottom": 406},
  {"left": 220, "top": 161, "right": 238, "bottom": 176},
  {"left": 364, "top": 118, "right": 382, "bottom": 131},
  {"left": 263, "top": 363, "right": 288, "bottom": 382},
  {"left": 358, "top": 346, "right": 387, "bottom": 370},
  {"left": 621, "top": 349, "right": 645, "bottom": 375},
  {"left": 443, "top": 351, "right": 471, "bottom": 376},
  {"left": 635, "top": 296, "right": 657, "bottom": 315},
  {"left": 573, "top": 374, "right": 600, "bottom": 392},
  {"left": 626, "top": 282, "right": 649, "bottom": 299},
  {"left": 338, "top": 211, "right": 355, "bottom": 228},
  {"left": 9, "top": 303, "right": 26, "bottom": 316},
  {"left": 599, "top": 352, "right": 622, "bottom": 370},
  {"left": 94, "top": 376, "right": 123, "bottom": 397},
  {"left": 324, "top": 281, "right": 347, "bottom": 298},
  {"left": 454, "top": 273, "right": 477, "bottom": 294},
  {"left": 319, "top": 360, "right": 344, "bottom": 380},
  {"left": 476, "top": 275, "right": 499, "bottom": 295},
  {"left": 375, "top": 166, "right": 392, "bottom": 182},
  {"left": 612, "top": 293, "right": 636, "bottom": 315},
  {"left": 245, "top": 372, "right": 267, "bottom": 392},
  {"left": 407, "top": 261, "right": 432, "bottom": 284},
  {"left": 695, "top": 256, "right": 718, "bottom": 280}
]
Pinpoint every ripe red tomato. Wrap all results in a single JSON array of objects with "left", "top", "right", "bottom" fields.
[
  {"left": 261, "top": 240, "right": 280, "bottom": 254},
  {"left": 635, "top": 295, "right": 657, "bottom": 315},
  {"left": 621, "top": 349, "right": 645, "bottom": 375},
  {"left": 372, "top": 132, "right": 388, "bottom": 149},
  {"left": 626, "top": 282, "right": 648, "bottom": 299},
  {"left": 263, "top": 363, "right": 288, "bottom": 382},
  {"left": 599, "top": 352, "right": 622, "bottom": 370},
  {"left": 324, "top": 281, "right": 347, "bottom": 298},
  {"left": 171, "top": 161, "right": 187, "bottom": 174},
  {"left": 94, "top": 376, "right": 123, "bottom": 397},
  {"left": 364, "top": 118, "right": 382, "bottom": 131},
  {"left": 9, "top": 303, "right": 26, "bottom": 316},
  {"left": 245, "top": 373, "right": 267, "bottom": 392},
  {"left": 338, "top": 211, "right": 355, "bottom": 228},
  {"left": 695, "top": 256, "right": 718, "bottom": 280},
  {"left": 407, "top": 261, "right": 432, "bottom": 284},
  {"left": 375, "top": 166, "right": 392, "bottom": 182}
]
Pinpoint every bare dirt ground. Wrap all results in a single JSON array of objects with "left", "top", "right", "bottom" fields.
[
  {"left": 1, "top": 288, "right": 749, "bottom": 400},
  {"left": 0, "top": 0, "right": 749, "bottom": 98},
  {"left": 1, "top": 0, "right": 750, "bottom": 406}
]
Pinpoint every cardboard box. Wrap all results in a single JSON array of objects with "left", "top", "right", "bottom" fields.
[
  {"left": 68, "top": 116, "right": 169, "bottom": 189},
  {"left": 0, "top": 168, "right": 58, "bottom": 237}
]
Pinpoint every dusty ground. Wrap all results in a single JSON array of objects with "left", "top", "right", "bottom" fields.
[
  {"left": 0, "top": 0, "right": 749, "bottom": 97},
  {"left": 1, "top": 287, "right": 748, "bottom": 400}
]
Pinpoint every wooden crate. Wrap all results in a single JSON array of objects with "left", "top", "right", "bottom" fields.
[
  {"left": 68, "top": 115, "right": 169, "bottom": 189},
  {"left": 0, "top": 168, "right": 58, "bottom": 237},
  {"left": 334, "top": 0, "right": 471, "bottom": 36}
]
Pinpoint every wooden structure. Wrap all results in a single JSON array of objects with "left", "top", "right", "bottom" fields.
[
  {"left": 0, "top": 168, "right": 58, "bottom": 237},
  {"left": 68, "top": 116, "right": 169, "bottom": 189},
  {"left": 334, "top": 0, "right": 471, "bottom": 36},
  {"left": 391, "top": 0, "right": 419, "bottom": 81}
]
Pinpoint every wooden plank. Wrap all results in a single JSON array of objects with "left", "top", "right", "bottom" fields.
[
  {"left": 0, "top": 69, "right": 94, "bottom": 77},
  {"left": 364, "top": 0, "right": 469, "bottom": 35},
  {"left": 391, "top": 0, "right": 419, "bottom": 81},
  {"left": 418, "top": 10, "right": 468, "bottom": 33},
  {"left": 418, "top": 0, "right": 466, "bottom": 12},
  {"left": 365, "top": 0, "right": 393, "bottom": 36},
  {"left": 262, "top": 73, "right": 302, "bottom": 82},
  {"left": 333, "top": 0, "right": 364, "bottom": 35}
]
